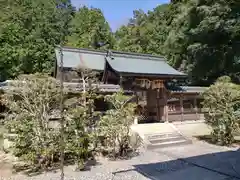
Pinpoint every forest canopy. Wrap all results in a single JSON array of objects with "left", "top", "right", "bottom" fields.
[{"left": 0, "top": 0, "right": 239, "bottom": 85}]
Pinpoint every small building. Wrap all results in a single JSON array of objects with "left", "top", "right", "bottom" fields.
[{"left": 53, "top": 47, "right": 207, "bottom": 123}]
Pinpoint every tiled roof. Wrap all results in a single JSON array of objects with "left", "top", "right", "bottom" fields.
[
  {"left": 167, "top": 85, "right": 207, "bottom": 93},
  {"left": 55, "top": 47, "right": 186, "bottom": 76},
  {"left": 55, "top": 47, "right": 106, "bottom": 70},
  {"left": 178, "top": 86, "right": 207, "bottom": 93},
  {"left": 106, "top": 53, "right": 185, "bottom": 76}
]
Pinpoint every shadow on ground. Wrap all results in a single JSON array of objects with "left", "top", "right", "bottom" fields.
[{"left": 114, "top": 149, "right": 240, "bottom": 180}]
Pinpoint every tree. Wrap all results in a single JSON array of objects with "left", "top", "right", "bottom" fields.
[
  {"left": 164, "top": 0, "right": 240, "bottom": 85},
  {"left": 3, "top": 74, "right": 62, "bottom": 169},
  {"left": 115, "top": 0, "right": 240, "bottom": 85},
  {"left": 98, "top": 91, "right": 137, "bottom": 158},
  {"left": 0, "top": 0, "right": 74, "bottom": 81},
  {"left": 115, "top": 4, "right": 172, "bottom": 55},
  {"left": 115, "top": 9, "right": 149, "bottom": 53},
  {"left": 66, "top": 6, "right": 115, "bottom": 50},
  {"left": 203, "top": 76, "right": 240, "bottom": 145},
  {"left": 3, "top": 72, "right": 99, "bottom": 171},
  {"left": 64, "top": 67, "right": 101, "bottom": 170}
]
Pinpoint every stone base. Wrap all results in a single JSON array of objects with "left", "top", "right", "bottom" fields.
[
  {"left": 134, "top": 117, "right": 138, "bottom": 124},
  {"left": 3, "top": 133, "right": 16, "bottom": 152}
]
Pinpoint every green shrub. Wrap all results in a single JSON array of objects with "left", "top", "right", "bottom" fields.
[
  {"left": 3, "top": 74, "right": 92, "bottom": 171},
  {"left": 203, "top": 76, "right": 240, "bottom": 145},
  {"left": 2, "top": 73, "right": 140, "bottom": 171},
  {"left": 3, "top": 74, "right": 62, "bottom": 169},
  {"left": 98, "top": 90, "right": 138, "bottom": 158}
]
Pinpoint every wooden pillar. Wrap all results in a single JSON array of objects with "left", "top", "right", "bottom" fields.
[
  {"left": 134, "top": 91, "right": 139, "bottom": 124},
  {"left": 119, "top": 75, "right": 123, "bottom": 87},
  {"left": 134, "top": 91, "right": 138, "bottom": 104},
  {"left": 194, "top": 97, "right": 198, "bottom": 120},
  {"left": 164, "top": 89, "right": 168, "bottom": 122},
  {"left": 165, "top": 103, "right": 168, "bottom": 122},
  {"left": 180, "top": 94, "right": 184, "bottom": 121},
  {"left": 156, "top": 89, "right": 160, "bottom": 122}
]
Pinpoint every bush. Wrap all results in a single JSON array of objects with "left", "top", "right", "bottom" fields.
[
  {"left": 203, "top": 76, "right": 240, "bottom": 145},
  {"left": 3, "top": 74, "right": 92, "bottom": 171},
  {"left": 3, "top": 74, "right": 62, "bottom": 169},
  {"left": 65, "top": 100, "right": 94, "bottom": 170},
  {"left": 98, "top": 90, "right": 138, "bottom": 158},
  {"left": 2, "top": 73, "right": 141, "bottom": 172}
]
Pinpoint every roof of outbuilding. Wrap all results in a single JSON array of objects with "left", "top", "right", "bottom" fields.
[
  {"left": 55, "top": 47, "right": 106, "bottom": 71},
  {"left": 167, "top": 85, "right": 207, "bottom": 94},
  {"left": 55, "top": 47, "right": 185, "bottom": 77},
  {"left": 0, "top": 80, "right": 131, "bottom": 93}
]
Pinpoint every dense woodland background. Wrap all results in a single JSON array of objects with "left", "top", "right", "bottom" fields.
[{"left": 0, "top": 0, "right": 240, "bottom": 85}]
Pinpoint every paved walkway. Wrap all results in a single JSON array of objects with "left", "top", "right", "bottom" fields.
[
  {"left": 172, "top": 120, "right": 212, "bottom": 137},
  {"left": 143, "top": 141, "right": 240, "bottom": 180},
  {"left": 1, "top": 141, "right": 239, "bottom": 180},
  {"left": 131, "top": 123, "right": 177, "bottom": 139}
]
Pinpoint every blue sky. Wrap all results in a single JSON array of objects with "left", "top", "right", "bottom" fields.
[{"left": 71, "top": 0, "right": 170, "bottom": 31}]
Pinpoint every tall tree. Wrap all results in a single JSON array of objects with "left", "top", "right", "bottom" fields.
[
  {"left": 115, "top": 0, "right": 240, "bottom": 85},
  {"left": 0, "top": 0, "right": 74, "bottom": 81},
  {"left": 115, "top": 9, "right": 148, "bottom": 53},
  {"left": 114, "top": 5, "right": 171, "bottom": 55},
  {"left": 164, "top": 0, "right": 240, "bottom": 85},
  {"left": 66, "top": 6, "right": 114, "bottom": 49}
]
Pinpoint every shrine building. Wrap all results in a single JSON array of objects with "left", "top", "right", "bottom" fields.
[{"left": 54, "top": 47, "right": 206, "bottom": 123}]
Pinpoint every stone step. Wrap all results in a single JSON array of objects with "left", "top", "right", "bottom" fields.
[
  {"left": 147, "top": 133, "right": 181, "bottom": 140},
  {"left": 149, "top": 135, "right": 185, "bottom": 144},
  {"left": 144, "top": 130, "right": 192, "bottom": 149},
  {"left": 146, "top": 139, "right": 192, "bottom": 150}
]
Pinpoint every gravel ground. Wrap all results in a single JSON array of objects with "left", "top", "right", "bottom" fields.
[
  {"left": 0, "top": 141, "right": 239, "bottom": 180},
  {"left": 0, "top": 148, "right": 173, "bottom": 180}
]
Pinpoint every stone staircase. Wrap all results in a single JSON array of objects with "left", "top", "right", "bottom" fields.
[
  {"left": 131, "top": 123, "right": 192, "bottom": 149},
  {"left": 144, "top": 132, "right": 192, "bottom": 150}
]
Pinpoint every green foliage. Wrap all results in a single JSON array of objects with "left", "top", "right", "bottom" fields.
[
  {"left": 1, "top": 70, "right": 137, "bottom": 171},
  {"left": 2, "top": 73, "right": 95, "bottom": 171},
  {"left": 64, "top": 68, "right": 101, "bottom": 170},
  {"left": 65, "top": 105, "right": 90, "bottom": 170},
  {"left": 115, "top": 10, "right": 148, "bottom": 53},
  {"left": 98, "top": 91, "right": 137, "bottom": 158},
  {"left": 115, "top": 4, "right": 174, "bottom": 55},
  {"left": 1, "top": 0, "right": 239, "bottom": 86},
  {"left": 164, "top": 0, "right": 240, "bottom": 85},
  {"left": 66, "top": 6, "right": 115, "bottom": 49},
  {"left": 115, "top": 0, "right": 240, "bottom": 85},
  {"left": 0, "top": 0, "right": 73, "bottom": 81},
  {"left": 203, "top": 76, "right": 240, "bottom": 145},
  {"left": 3, "top": 74, "right": 62, "bottom": 169}
]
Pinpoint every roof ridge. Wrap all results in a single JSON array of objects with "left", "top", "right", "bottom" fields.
[
  {"left": 60, "top": 46, "right": 165, "bottom": 61},
  {"left": 111, "top": 50, "right": 164, "bottom": 59}
]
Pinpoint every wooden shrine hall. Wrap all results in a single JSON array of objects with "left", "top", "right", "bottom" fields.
[{"left": 54, "top": 47, "right": 206, "bottom": 123}]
